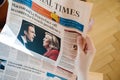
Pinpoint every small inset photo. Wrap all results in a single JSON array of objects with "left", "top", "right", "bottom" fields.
[{"left": 0, "top": 59, "right": 7, "bottom": 70}]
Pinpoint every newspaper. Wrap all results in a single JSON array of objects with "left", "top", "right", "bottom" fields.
[
  {"left": 0, "top": 40, "right": 75, "bottom": 80},
  {"left": 0, "top": 0, "right": 92, "bottom": 77}
]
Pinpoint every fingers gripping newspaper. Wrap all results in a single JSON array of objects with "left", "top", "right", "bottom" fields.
[{"left": 0, "top": 0, "right": 92, "bottom": 79}]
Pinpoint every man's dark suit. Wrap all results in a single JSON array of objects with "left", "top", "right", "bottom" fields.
[
  {"left": 17, "top": 35, "right": 30, "bottom": 49},
  {"left": 17, "top": 35, "right": 24, "bottom": 45}
]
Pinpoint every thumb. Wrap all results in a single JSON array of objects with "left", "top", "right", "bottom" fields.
[
  {"left": 77, "top": 35, "right": 86, "bottom": 52},
  {"left": 77, "top": 35, "right": 83, "bottom": 50}
]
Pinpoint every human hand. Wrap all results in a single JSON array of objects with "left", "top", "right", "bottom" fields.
[
  {"left": 74, "top": 35, "right": 96, "bottom": 80},
  {"left": 75, "top": 35, "right": 96, "bottom": 71},
  {"left": 74, "top": 18, "right": 95, "bottom": 80}
]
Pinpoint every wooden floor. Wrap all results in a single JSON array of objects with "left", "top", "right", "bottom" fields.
[{"left": 88, "top": 0, "right": 120, "bottom": 80}]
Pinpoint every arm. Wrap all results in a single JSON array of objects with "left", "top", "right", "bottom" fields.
[
  {"left": 74, "top": 18, "right": 95, "bottom": 80},
  {"left": 74, "top": 35, "right": 96, "bottom": 80}
]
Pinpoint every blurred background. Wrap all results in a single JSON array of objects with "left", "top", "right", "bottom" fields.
[{"left": 88, "top": 0, "right": 120, "bottom": 80}]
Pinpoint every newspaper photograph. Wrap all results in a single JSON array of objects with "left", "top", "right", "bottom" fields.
[{"left": 1, "top": 0, "right": 92, "bottom": 72}]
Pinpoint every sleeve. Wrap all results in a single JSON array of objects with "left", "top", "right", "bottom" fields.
[{"left": 49, "top": 50, "right": 59, "bottom": 61}]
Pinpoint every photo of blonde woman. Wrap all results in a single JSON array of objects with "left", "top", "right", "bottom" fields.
[{"left": 43, "top": 32, "right": 60, "bottom": 61}]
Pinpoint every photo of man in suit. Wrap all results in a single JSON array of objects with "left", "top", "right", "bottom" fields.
[{"left": 17, "top": 22, "right": 36, "bottom": 48}]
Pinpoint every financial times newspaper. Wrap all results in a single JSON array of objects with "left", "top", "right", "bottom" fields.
[{"left": 0, "top": 0, "right": 92, "bottom": 78}]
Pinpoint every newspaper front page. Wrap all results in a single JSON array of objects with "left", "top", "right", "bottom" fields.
[{"left": 0, "top": 0, "right": 92, "bottom": 76}]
